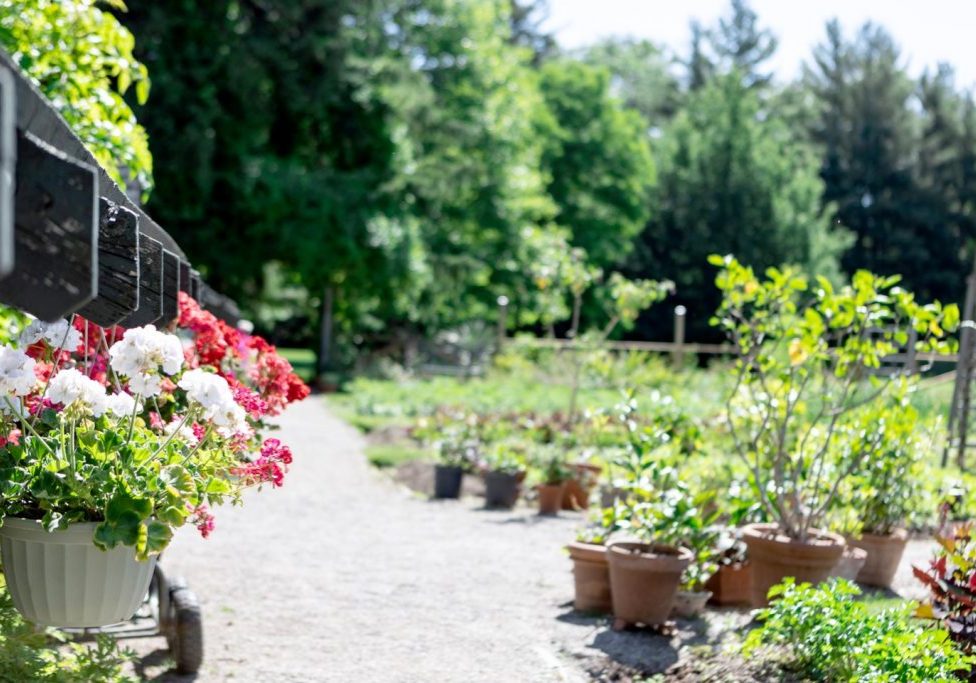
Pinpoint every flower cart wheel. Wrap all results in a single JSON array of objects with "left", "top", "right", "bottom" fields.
[{"left": 167, "top": 586, "right": 203, "bottom": 674}]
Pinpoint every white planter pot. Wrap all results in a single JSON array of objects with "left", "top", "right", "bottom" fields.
[{"left": 0, "top": 517, "right": 156, "bottom": 627}]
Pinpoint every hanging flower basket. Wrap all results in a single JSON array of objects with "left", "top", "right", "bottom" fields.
[{"left": 0, "top": 518, "right": 156, "bottom": 627}]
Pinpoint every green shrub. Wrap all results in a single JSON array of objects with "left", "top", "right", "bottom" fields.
[{"left": 744, "top": 579, "right": 972, "bottom": 682}]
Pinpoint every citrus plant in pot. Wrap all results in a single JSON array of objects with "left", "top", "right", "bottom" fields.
[
  {"left": 711, "top": 255, "right": 957, "bottom": 607},
  {"left": 667, "top": 493, "right": 721, "bottom": 619},
  {"left": 0, "top": 317, "right": 304, "bottom": 627},
  {"left": 536, "top": 449, "right": 570, "bottom": 515},
  {"left": 834, "top": 399, "right": 926, "bottom": 588},
  {"left": 480, "top": 443, "right": 526, "bottom": 509}
]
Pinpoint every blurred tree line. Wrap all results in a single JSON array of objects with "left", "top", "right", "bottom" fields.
[{"left": 118, "top": 0, "right": 976, "bottom": 368}]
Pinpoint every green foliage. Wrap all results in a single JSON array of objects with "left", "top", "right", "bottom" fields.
[
  {"left": 629, "top": 72, "right": 851, "bottom": 343},
  {"left": 712, "top": 255, "right": 957, "bottom": 540},
  {"left": 832, "top": 399, "right": 931, "bottom": 536},
  {"left": 744, "top": 579, "right": 972, "bottom": 682},
  {"left": 536, "top": 448, "right": 569, "bottom": 485},
  {"left": 0, "top": 0, "right": 153, "bottom": 194},
  {"left": 0, "top": 577, "right": 135, "bottom": 682},
  {"left": 537, "top": 58, "right": 655, "bottom": 270},
  {"left": 914, "top": 524, "right": 976, "bottom": 656},
  {"left": 365, "top": 443, "right": 432, "bottom": 469}
]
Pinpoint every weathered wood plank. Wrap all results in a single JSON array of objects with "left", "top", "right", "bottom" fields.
[
  {"left": 161, "top": 249, "right": 179, "bottom": 324},
  {"left": 78, "top": 198, "right": 139, "bottom": 326},
  {"left": 190, "top": 269, "right": 201, "bottom": 301},
  {"left": 119, "top": 235, "right": 163, "bottom": 327},
  {"left": 179, "top": 260, "right": 191, "bottom": 296},
  {"left": 0, "top": 65, "right": 14, "bottom": 279},
  {"left": 0, "top": 132, "right": 97, "bottom": 321},
  {"left": 0, "top": 49, "right": 186, "bottom": 260}
]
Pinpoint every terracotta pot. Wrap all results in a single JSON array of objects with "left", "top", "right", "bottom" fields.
[
  {"left": 562, "top": 464, "right": 602, "bottom": 510},
  {"left": 742, "top": 523, "right": 845, "bottom": 607},
  {"left": 830, "top": 545, "right": 868, "bottom": 581},
  {"left": 671, "top": 590, "right": 712, "bottom": 619},
  {"left": 484, "top": 471, "right": 521, "bottom": 509},
  {"left": 433, "top": 464, "right": 464, "bottom": 499},
  {"left": 847, "top": 529, "right": 909, "bottom": 588},
  {"left": 537, "top": 482, "right": 566, "bottom": 515},
  {"left": 0, "top": 518, "right": 156, "bottom": 627},
  {"left": 566, "top": 541, "right": 612, "bottom": 613},
  {"left": 606, "top": 542, "right": 691, "bottom": 626},
  {"left": 704, "top": 562, "right": 752, "bottom": 606}
]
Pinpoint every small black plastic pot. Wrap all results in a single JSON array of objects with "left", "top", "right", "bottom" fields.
[
  {"left": 484, "top": 471, "right": 521, "bottom": 509},
  {"left": 433, "top": 464, "right": 464, "bottom": 499}
]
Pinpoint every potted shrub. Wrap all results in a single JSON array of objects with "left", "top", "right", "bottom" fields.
[
  {"left": 837, "top": 401, "right": 923, "bottom": 588},
  {"left": 481, "top": 444, "right": 526, "bottom": 509},
  {"left": 561, "top": 455, "right": 602, "bottom": 510},
  {"left": 536, "top": 450, "right": 570, "bottom": 515},
  {"left": 705, "top": 529, "right": 752, "bottom": 606},
  {"left": 432, "top": 420, "right": 480, "bottom": 500},
  {"left": 711, "top": 255, "right": 956, "bottom": 606},
  {"left": 671, "top": 504, "right": 720, "bottom": 619},
  {"left": 0, "top": 316, "right": 305, "bottom": 627},
  {"left": 566, "top": 506, "right": 619, "bottom": 613}
]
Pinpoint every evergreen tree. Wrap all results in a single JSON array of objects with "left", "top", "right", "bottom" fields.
[
  {"left": 628, "top": 72, "right": 849, "bottom": 341},
  {"left": 711, "top": 0, "right": 777, "bottom": 89}
]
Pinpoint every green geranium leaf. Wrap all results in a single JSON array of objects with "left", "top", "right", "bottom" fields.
[
  {"left": 106, "top": 492, "right": 153, "bottom": 521},
  {"left": 94, "top": 510, "right": 142, "bottom": 549}
]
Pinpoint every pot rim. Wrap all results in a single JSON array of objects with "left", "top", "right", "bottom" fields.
[
  {"left": 607, "top": 541, "right": 693, "bottom": 562},
  {"left": 849, "top": 528, "right": 909, "bottom": 542},
  {"left": 741, "top": 522, "right": 845, "bottom": 548},
  {"left": 0, "top": 517, "right": 103, "bottom": 544}
]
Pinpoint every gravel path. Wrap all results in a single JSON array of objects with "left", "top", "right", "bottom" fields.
[
  {"left": 130, "top": 397, "right": 941, "bottom": 682},
  {"left": 134, "top": 397, "right": 592, "bottom": 682}
]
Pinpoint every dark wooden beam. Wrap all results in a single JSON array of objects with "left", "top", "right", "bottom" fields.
[
  {"left": 179, "top": 260, "right": 191, "bottom": 296},
  {"left": 161, "top": 249, "right": 180, "bottom": 324},
  {"left": 199, "top": 281, "right": 241, "bottom": 326},
  {"left": 0, "top": 64, "right": 14, "bottom": 279},
  {"left": 119, "top": 235, "right": 163, "bottom": 327},
  {"left": 0, "top": 132, "right": 97, "bottom": 321},
  {"left": 78, "top": 198, "right": 139, "bottom": 326}
]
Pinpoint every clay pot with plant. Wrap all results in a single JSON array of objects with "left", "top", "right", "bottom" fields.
[
  {"left": 711, "top": 255, "right": 957, "bottom": 607},
  {"left": 566, "top": 506, "right": 621, "bottom": 613},
  {"left": 705, "top": 529, "right": 752, "bottom": 606},
  {"left": 536, "top": 451, "right": 570, "bottom": 515},
  {"left": 669, "top": 497, "right": 721, "bottom": 619},
  {"left": 833, "top": 400, "right": 926, "bottom": 588}
]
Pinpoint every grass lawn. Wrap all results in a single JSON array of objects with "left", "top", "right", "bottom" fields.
[{"left": 279, "top": 347, "right": 315, "bottom": 382}]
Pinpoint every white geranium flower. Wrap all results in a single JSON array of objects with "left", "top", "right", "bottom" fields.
[
  {"left": 127, "top": 373, "right": 163, "bottom": 397},
  {"left": 163, "top": 418, "right": 198, "bottom": 445},
  {"left": 108, "top": 325, "right": 184, "bottom": 395},
  {"left": 0, "top": 346, "right": 37, "bottom": 397},
  {"left": 48, "top": 369, "right": 107, "bottom": 416},
  {"left": 20, "top": 318, "right": 82, "bottom": 352},
  {"left": 178, "top": 369, "right": 248, "bottom": 436},
  {"left": 104, "top": 392, "right": 137, "bottom": 417}
]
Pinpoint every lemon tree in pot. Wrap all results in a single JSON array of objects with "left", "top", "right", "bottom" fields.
[
  {"left": 711, "top": 255, "right": 957, "bottom": 607},
  {"left": 0, "top": 319, "right": 300, "bottom": 627}
]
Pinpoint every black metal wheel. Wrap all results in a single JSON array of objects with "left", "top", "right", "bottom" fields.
[{"left": 167, "top": 585, "right": 203, "bottom": 675}]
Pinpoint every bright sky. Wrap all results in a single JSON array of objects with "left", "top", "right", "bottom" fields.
[{"left": 544, "top": 0, "right": 976, "bottom": 89}]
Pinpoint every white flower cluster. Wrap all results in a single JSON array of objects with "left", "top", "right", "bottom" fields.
[
  {"left": 0, "top": 347, "right": 36, "bottom": 396},
  {"left": 178, "top": 369, "right": 248, "bottom": 436},
  {"left": 20, "top": 318, "right": 82, "bottom": 352},
  {"left": 48, "top": 369, "right": 109, "bottom": 417},
  {"left": 108, "top": 325, "right": 184, "bottom": 397}
]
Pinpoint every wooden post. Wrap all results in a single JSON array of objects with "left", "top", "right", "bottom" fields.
[
  {"left": 317, "top": 285, "right": 334, "bottom": 378},
  {"left": 496, "top": 295, "right": 509, "bottom": 351},
  {"left": 673, "top": 305, "right": 687, "bottom": 369}
]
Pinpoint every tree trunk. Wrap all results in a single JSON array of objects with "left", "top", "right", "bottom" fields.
[{"left": 316, "top": 285, "right": 335, "bottom": 378}]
